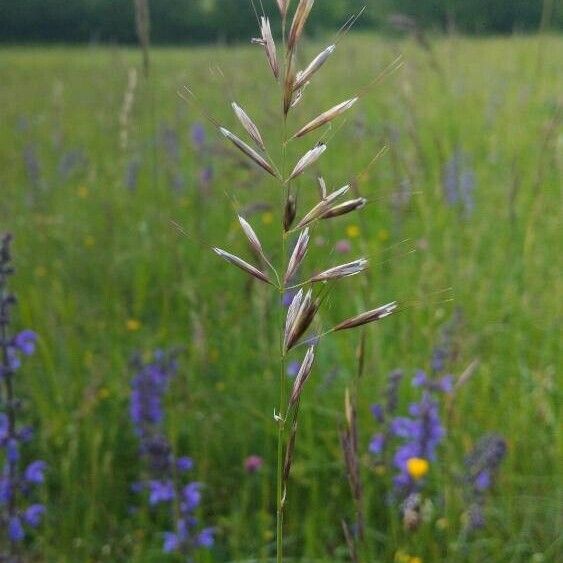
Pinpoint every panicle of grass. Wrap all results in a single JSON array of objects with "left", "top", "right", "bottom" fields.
[
  {"left": 294, "top": 44, "right": 336, "bottom": 91},
  {"left": 289, "top": 346, "right": 315, "bottom": 405},
  {"left": 288, "top": 143, "right": 326, "bottom": 180},
  {"left": 288, "top": 0, "right": 315, "bottom": 54},
  {"left": 309, "top": 258, "right": 368, "bottom": 283},
  {"left": 219, "top": 127, "right": 278, "bottom": 177},
  {"left": 212, "top": 247, "right": 272, "bottom": 285},
  {"left": 284, "top": 228, "right": 309, "bottom": 283},
  {"left": 232, "top": 102, "right": 265, "bottom": 150},
  {"left": 333, "top": 302, "right": 397, "bottom": 331},
  {"left": 292, "top": 98, "right": 358, "bottom": 139}
]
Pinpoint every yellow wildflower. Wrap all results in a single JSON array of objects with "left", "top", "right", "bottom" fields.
[
  {"left": 346, "top": 224, "right": 360, "bottom": 238},
  {"left": 262, "top": 211, "right": 274, "bottom": 225},
  {"left": 126, "top": 319, "right": 141, "bottom": 332},
  {"left": 406, "top": 457, "right": 429, "bottom": 480},
  {"left": 77, "top": 185, "right": 89, "bottom": 199},
  {"left": 98, "top": 387, "right": 110, "bottom": 400}
]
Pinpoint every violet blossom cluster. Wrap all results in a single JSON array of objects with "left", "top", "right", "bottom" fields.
[
  {"left": 369, "top": 369, "right": 452, "bottom": 498},
  {"left": 129, "top": 350, "right": 213, "bottom": 556},
  {"left": 463, "top": 433, "right": 506, "bottom": 531},
  {"left": 0, "top": 234, "right": 46, "bottom": 556}
]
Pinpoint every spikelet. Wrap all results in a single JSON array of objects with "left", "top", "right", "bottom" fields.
[
  {"left": 317, "top": 177, "right": 327, "bottom": 199},
  {"left": 288, "top": 0, "right": 315, "bottom": 54},
  {"left": 283, "top": 53, "right": 297, "bottom": 115},
  {"left": 283, "top": 419, "right": 298, "bottom": 483},
  {"left": 289, "top": 346, "right": 315, "bottom": 405},
  {"left": 232, "top": 102, "right": 265, "bottom": 150},
  {"left": 321, "top": 197, "right": 366, "bottom": 219},
  {"left": 253, "top": 17, "right": 279, "bottom": 79},
  {"left": 289, "top": 144, "right": 326, "bottom": 180},
  {"left": 333, "top": 302, "right": 397, "bottom": 331},
  {"left": 309, "top": 258, "right": 368, "bottom": 283},
  {"left": 295, "top": 184, "right": 350, "bottom": 229},
  {"left": 219, "top": 127, "right": 277, "bottom": 177},
  {"left": 294, "top": 44, "right": 335, "bottom": 91},
  {"left": 292, "top": 98, "right": 358, "bottom": 139},
  {"left": 212, "top": 247, "right": 272, "bottom": 285},
  {"left": 285, "top": 228, "right": 309, "bottom": 283},
  {"left": 284, "top": 289, "right": 319, "bottom": 351},
  {"left": 284, "top": 194, "right": 297, "bottom": 231},
  {"left": 238, "top": 215, "right": 266, "bottom": 260}
]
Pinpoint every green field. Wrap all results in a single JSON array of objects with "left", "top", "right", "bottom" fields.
[{"left": 0, "top": 33, "right": 561, "bottom": 561}]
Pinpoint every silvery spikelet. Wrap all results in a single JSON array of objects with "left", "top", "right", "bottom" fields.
[
  {"left": 293, "top": 98, "right": 358, "bottom": 138},
  {"left": 289, "top": 346, "right": 316, "bottom": 405},
  {"left": 296, "top": 184, "right": 350, "bottom": 229},
  {"left": 309, "top": 258, "right": 368, "bottom": 283},
  {"left": 285, "top": 228, "right": 310, "bottom": 283},
  {"left": 321, "top": 197, "right": 367, "bottom": 220},
  {"left": 252, "top": 17, "right": 279, "bottom": 80},
  {"left": 232, "top": 102, "right": 265, "bottom": 150},
  {"left": 212, "top": 247, "right": 271, "bottom": 285},
  {"left": 334, "top": 302, "right": 398, "bottom": 331},
  {"left": 219, "top": 127, "right": 277, "bottom": 177},
  {"left": 238, "top": 215, "right": 266, "bottom": 260},
  {"left": 294, "top": 44, "right": 336, "bottom": 90},
  {"left": 289, "top": 144, "right": 326, "bottom": 180},
  {"left": 288, "top": 0, "right": 315, "bottom": 54}
]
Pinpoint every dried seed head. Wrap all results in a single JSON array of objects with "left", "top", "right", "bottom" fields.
[
  {"left": 231, "top": 102, "right": 265, "bottom": 150},
  {"left": 294, "top": 44, "right": 336, "bottom": 91},
  {"left": 289, "top": 143, "right": 326, "bottom": 180},
  {"left": 288, "top": 0, "right": 315, "bottom": 54},
  {"left": 212, "top": 247, "right": 271, "bottom": 285},
  {"left": 219, "top": 127, "right": 277, "bottom": 177},
  {"left": 295, "top": 184, "right": 350, "bottom": 229},
  {"left": 283, "top": 53, "right": 297, "bottom": 115},
  {"left": 284, "top": 194, "right": 297, "bottom": 232},
  {"left": 289, "top": 346, "right": 316, "bottom": 405},
  {"left": 283, "top": 419, "right": 298, "bottom": 483},
  {"left": 321, "top": 197, "right": 367, "bottom": 220},
  {"left": 293, "top": 98, "right": 358, "bottom": 139},
  {"left": 284, "top": 289, "right": 319, "bottom": 351},
  {"left": 255, "top": 17, "right": 279, "bottom": 79},
  {"left": 237, "top": 215, "right": 265, "bottom": 259},
  {"left": 309, "top": 258, "right": 368, "bottom": 283},
  {"left": 333, "top": 302, "right": 397, "bottom": 331},
  {"left": 285, "top": 228, "right": 309, "bottom": 283}
]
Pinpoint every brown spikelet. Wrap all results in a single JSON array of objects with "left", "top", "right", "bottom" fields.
[
  {"left": 283, "top": 419, "right": 298, "bottom": 483},
  {"left": 288, "top": 0, "right": 315, "bottom": 54},
  {"left": 295, "top": 184, "right": 350, "bottom": 229},
  {"left": 277, "top": 0, "right": 291, "bottom": 18},
  {"left": 284, "top": 289, "right": 319, "bottom": 351},
  {"left": 253, "top": 17, "right": 279, "bottom": 79},
  {"left": 292, "top": 98, "right": 358, "bottom": 139},
  {"left": 219, "top": 127, "right": 277, "bottom": 177},
  {"left": 321, "top": 197, "right": 366, "bottom": 220},
  {"left": 283, "top": 53, "right": 297, "bottom": 114},
  {"left": 284, "top": 194, "right": 297, "bottom": 231},
  {"left": 289, "top": 346, "right": 315, "bottom": 405},
  {"left": 333, "top": 302, "right": 397, "bottom": 331},
  {"left": 212, "top": 247, "right": 272, "bottom": 285}
]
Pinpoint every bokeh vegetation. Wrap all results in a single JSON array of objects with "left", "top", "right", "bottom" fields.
[{"left": 1, "top": 0, "right": 562, "bottom": 44}]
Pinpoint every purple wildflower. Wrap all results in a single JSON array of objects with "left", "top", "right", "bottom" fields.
[
  {"left": 129, "top": 350, "right": 213, "bottom": 556},
  {"left": 442, "top": 148, "right": 475, "bottom": 217},
  {"left": 286, "top": 360, "right": 300, "bottom": 378},
  {"left": 0, "top": 234, "right": 46, "bottom": 553},
  {"left": 244, "top": 455, "right": 263, "bottom": 474},
  {"left": 463, "top": 433, "right": 507, "bottom": 531},
  {"left": 191, "top": 123, "right": 206, "bottom": 150}
]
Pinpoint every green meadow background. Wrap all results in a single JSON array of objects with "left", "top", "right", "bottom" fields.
[{"left": 0, "top": 31, "right": 561, "bottom": 561}]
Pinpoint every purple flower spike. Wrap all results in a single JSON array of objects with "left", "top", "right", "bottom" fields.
[
  {"left": 244, "top": 455, "right": 264, "bottom": 474},
  {"left": 182, "top": 482, "right": 202, "bottom": 511},
  {"left": 24, "top": 460, "right": 46, "bottom": 484},
  {"left": 148, "top": 480, "right": 176, "bottom": 505},
  {"left": 197, "top": 527, "right": 215, "bottom": 548},
  {"left": 370, "top": 404, "right": 385, "bottom": 423},
  {"left": 24, "top": 504, "right": 45, "bottom": 527},
  {"left": 369, "top": 433, "right": 385, "bottom": 455},
  {"left": 176, "top": 457, "right": 194, "bottom": 472},
  {"left": 8, "top": 516, "right": 25, "bottom": 542},
  {"left": 163, "top": 532, "right": 179, "bottom": 553},
  {"left": 14, "top": 330, "right": 38, "bottom": 356}
]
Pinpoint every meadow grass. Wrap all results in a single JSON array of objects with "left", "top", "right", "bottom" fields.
[{"left": 0, "top": 33, "right": 561, "bottom": 561}]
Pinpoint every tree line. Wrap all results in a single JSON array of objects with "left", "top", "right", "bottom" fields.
[{"left": 1, "top": 0, "right": 560, "bottom": 44}]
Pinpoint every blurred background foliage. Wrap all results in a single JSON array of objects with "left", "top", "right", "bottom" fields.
[{"left": 1, "top": 0, "right": 562, "bottom": 44}]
